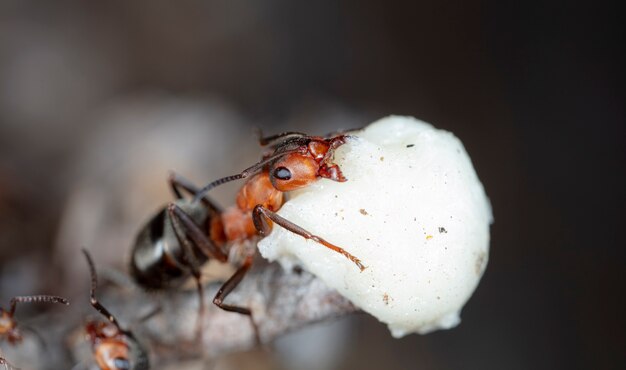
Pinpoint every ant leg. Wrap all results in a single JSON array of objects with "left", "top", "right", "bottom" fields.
[
  {"left": 168, "top": 171, "right": 185, "bottom": 199},
  {"left": 168, "top": 172, "right": 202, "bottom": 199},
  {"left": 82, "top": 250, "right": 126, "bottom": 332},
  {"left": 192, "top": 272, "right": 206, "bottom": 341},
  {"left": 252, "top": 205, "right": 366, "bottom": 271},
  {"left": 213, "top": 254, "right": 261, "bottom": 344},
  {"left": 167, "top": 205, "right": 209, "bottom": 341},
  {"left": 167, "top": 204, "right": 228, "bottom": 262},
  {"left": 255, "top": 128, "right": 307, "bottom": 146}
]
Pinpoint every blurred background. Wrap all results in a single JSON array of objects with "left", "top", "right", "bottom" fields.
[{"left": 0, "top": 0, "right": 623, "bottom": 369}]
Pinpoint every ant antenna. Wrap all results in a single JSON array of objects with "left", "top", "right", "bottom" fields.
[
  {"left": 82, "top": 249, "right": 129, "bottom": 336},
  {"left": 9, "top": 295, "right": 68, "bottom": 317},
  {"left": 192, "top": 148, "right": 304, "bottom": 203}
]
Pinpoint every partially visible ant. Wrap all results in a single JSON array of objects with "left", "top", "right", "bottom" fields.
[
  {"left": 82, "top": 249, "right": 149, "bottom": 370},
  {"left": 129, "top": 131, "right": 365, "bottom": 341},
  {"left": 1, "top": 294, "right": 69, "bottom": 369}
]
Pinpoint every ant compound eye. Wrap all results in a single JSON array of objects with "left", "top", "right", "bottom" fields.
[
  {"left": 273, "top": 166, "right": 292, "bottom": 181},
  {"left": 113, "top": 358, "right": 131, "bottom": 370}
]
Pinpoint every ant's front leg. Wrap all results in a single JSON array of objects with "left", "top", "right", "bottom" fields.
[
  {"left": 252, "top": 205, "right": 366, "bottom": 271},
  {"left": 212, "top": 253, "right": 261, "bottom": 344}
]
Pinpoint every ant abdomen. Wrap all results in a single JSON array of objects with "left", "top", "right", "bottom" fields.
[{"left": 129, "top": 199, "right": 222, "bottom": 291}]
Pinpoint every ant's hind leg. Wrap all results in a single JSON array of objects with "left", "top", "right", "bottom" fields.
[
  {"left": 168, "top": 172, "right": 204, "bottom": 199},
  {"left": 168, "top": 205, "right": 211, "bottom": 341},
  {"left": 252, "top": 205, "right": 366, "bottom": 271},
  {"left": 169, "top": 172, "right": 222, "bottom": 214},
  {"left": 167, "top": 204, "right": 228, "bottom": 263},
  {"left": 212, "top": 254, "right": 261, "bottom": 344},
  {"left": 188, "top": 271, "right": 206, "bottom": 343}
]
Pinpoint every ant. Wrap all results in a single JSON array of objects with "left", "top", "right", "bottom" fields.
[
  {"left": 129, "top": 131, "right": 365, "bottom": 341},
  {"left": 1, "top": 294, "right": 69, "bottom": 369},
  {"left": 83, "top": 249, "right": 149, "bottom": 370}
]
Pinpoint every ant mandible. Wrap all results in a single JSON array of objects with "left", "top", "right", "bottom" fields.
[
  {"left": 1, "top": 294, "right": 69, "bottom": 369},
  {"left": 83, "top": 249, "right": 149, "bottom": 370},
  {"left": 129, "top": 131, "right": 365, "bottom": 341}
]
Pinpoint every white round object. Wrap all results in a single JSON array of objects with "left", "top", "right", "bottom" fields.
[{"left": 258, "top": 116, "right": 492, "bottom": 337}]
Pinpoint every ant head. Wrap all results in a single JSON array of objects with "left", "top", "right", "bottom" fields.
[
  {"left": 86, "top": 321, "right": 131, "bottom": 370},
  {"left": 268, "top": 136, "right": 348, "bottom": 192},
  {"left": 268, "top": 152, "right": 319, "bottom": 192},
  {"left": 86, "top": 320, "right": 148, "bottom": 370}
]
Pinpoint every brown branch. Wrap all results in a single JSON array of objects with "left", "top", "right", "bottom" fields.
[
  {"left": 140, "top": 261, "right": 357, "bottom": 361},
  {"left": 33, "top": 260, "right": 357, "bottom": 369}
]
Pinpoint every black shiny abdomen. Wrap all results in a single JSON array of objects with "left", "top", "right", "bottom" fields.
[{"left": 129, "top": 200, "right": 216, "bottom": 290}]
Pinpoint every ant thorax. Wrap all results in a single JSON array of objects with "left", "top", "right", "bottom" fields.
[
  {"left": 222, "top": 171, "right": 284, "bottom": 242},
  {"left": 236, "top": 171, "right": 283, "bottom": 212}
]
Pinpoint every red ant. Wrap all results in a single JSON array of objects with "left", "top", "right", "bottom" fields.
[
  {"left": 83, "top": 249, "right": 149, "bottom": 370},
  {"left": 129, "top": 131, "right": 365, "bottom": 341},
  {"left": 1, "top": 294, "right": 69, "bottom": 369}
]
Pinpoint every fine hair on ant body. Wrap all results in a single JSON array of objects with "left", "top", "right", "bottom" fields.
[
  {"left": 82, "top": 249, "right": 149, "bottom": 370},
  {"left": 129, "top": 130, "right": 366, "bottom": 342},
  {"left": 1, "top": 294, "right": 69, "bottom": 369}
]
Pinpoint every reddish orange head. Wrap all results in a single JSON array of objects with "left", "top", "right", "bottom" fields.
[{"left": 268, "top": 135, "right": 348, "bottom": 192}]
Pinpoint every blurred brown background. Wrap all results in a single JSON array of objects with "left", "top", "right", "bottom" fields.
[{"left": 0, "top": 0, "right": 624, "bottom": 369}]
